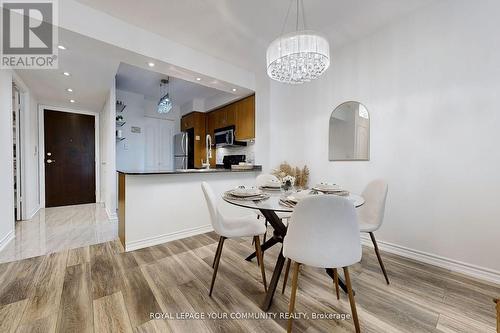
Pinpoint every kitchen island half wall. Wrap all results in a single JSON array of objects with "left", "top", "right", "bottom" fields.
[{"left": 117, "top": 167, "right": 262, "bottom": 251}]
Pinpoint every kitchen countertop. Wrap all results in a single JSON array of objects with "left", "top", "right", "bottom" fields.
[{"left": 117, "top": 165, "right": 262, "bottom": 175}]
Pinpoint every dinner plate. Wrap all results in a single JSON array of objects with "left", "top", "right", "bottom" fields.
[
  {"left": 313, "top": 183, "right": 342, "bottom": 192},
  {"left": 229, "top": 187, "right": 263, "bottom": 197},
  {"left": 286, "top": 190, "right": 315, "bottom": 203}
]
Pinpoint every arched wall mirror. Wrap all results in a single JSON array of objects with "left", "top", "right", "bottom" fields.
[{"left": 329, "top": 101, "right": 370, "bottom": 161}]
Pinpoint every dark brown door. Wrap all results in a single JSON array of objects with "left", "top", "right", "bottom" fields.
[{"left": 44, "top": 110, "right": 96, "bottom": 207}]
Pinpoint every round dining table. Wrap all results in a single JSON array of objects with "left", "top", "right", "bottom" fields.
[{"left": 223, "top": 190, "right": 365, "bottom": 311}]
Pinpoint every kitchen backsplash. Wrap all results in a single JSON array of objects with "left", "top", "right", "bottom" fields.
[{"left": 216, "top": 141, "right": 255, "bottom": 165}]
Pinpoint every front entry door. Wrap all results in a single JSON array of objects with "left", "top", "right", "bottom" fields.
[{"left": 44, "top": 110, "right": 96, "bottom": 207}]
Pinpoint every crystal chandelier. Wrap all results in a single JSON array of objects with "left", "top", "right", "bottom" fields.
[
  {"left": 266, "top": 0, "right": 330, "bottom": 84},
  {"left": 157, "top": 78, "right": 173, "bottom": 114}
]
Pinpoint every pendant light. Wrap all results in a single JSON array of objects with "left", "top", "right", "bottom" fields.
[
  {"left": 266, "top": 0, "right": 330, "bottom": 84},
  {"left": 157, "top": 78, "right": 173, "bottom": 114}
]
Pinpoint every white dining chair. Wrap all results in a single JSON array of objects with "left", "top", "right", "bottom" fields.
[
  {"left": 358, "top": 179, "right": 389, "bottom": 284},
  {"left": 201, "top": 182, "right": 267, "bottom": 296},
  {"left": 255, "top": 174, "right": 292, "bottom": 243},
  {"left": 283, "top": 195, "right": 362, "bottom": 333}
]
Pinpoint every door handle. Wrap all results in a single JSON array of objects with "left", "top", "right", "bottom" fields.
[{"left": 46, "top": 159, "right": 55, "bottom": 164}]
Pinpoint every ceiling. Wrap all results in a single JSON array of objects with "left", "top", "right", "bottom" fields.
[
  {"left": 15, "top": 28, "right": 250, "bottom": 112},
  {"left": 75, "top": 0, "right": 435, "bottom": 71},
  {"left": 116, "top": 63, "right": 234, "bottom": 107},
  {"left": 15, "top": 29, "right": 121, "bottom": 111}
]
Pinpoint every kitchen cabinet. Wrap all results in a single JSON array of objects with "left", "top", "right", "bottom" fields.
[
  {"left": 235, "top": 95, "right": 255, "bottom": 140},
  {"left": 181, "top": 94, "right": 255, "bottom": 168}
]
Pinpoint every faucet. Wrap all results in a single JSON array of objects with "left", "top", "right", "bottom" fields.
[{"left": 203, "top": 134, "right": 212, "bottom": 169}]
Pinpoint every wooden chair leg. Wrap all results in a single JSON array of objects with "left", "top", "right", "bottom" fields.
[
  {"left": 282, "top": 258, "right": 292, "bottom": 294},
  {"left": 212, "top": 237, "right": 223, "bottom": 268},
  {"left": 494, "top": 298, "right": 499, "bottom": 333},
  {"left": 287, "top": 262, "right": 301, "bottom": 333},
  {"left": 344, "top": 267, "right": 360, "bottom": 333},
  {"left": 263, "top": 220, "right": 268, "bottom": 243},
  {"left": 369, "top": 232, "right": 390, "bottom": 284},
  {"left": 254, "top": 236, "right": 267, "bottom": 292},
  {"left": 209, "top": 236, "right": 225, "bottom": 296},
  {"left": 333, "top": 268, "right": 340, "bottom": 300}
]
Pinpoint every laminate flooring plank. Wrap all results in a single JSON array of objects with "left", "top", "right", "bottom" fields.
[
  {"left": 93, "top": 291, "right": 133, "bottom": 333},
  {"left": 0, "top": 256, "right": 43, "bottom": 306},
  {"left": 0, "top": 299, "right": 29, "bottom": 332},
  {"left": 55, "top": 263, "right": 93, "bottom": 333},
  {"left": 67, "top": 246, "right": 90, "bottom": 267},
  {"left": 21, "top": 251, "right": 68, "bottom": 322},
  {"left": 118, "top": 265, "right": 162, "bottom": 329},
  {"left": 90, "top": 243, "right": 121, "bottom": 299}
]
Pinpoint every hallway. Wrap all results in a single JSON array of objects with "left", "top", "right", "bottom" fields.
[{"left": 0, "top": 204, "right": 117, "bottom": 263}]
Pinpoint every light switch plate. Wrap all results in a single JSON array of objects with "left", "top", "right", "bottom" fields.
[{"left": 195, "top": 135, "right": 200, "bottom": 141}]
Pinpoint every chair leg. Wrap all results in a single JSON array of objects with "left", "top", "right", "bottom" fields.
[
  {"left": 254, "top": 236, "right": 267, "bottom": 292},
  {"left": 369, "top": 232, "right": 390, "bottom": 285},
  {"left": 287, "top": 262, "right": 301, "bottom": 333},
  {"left": 333, "top": 268, "right": 340, "bottom": 300},
  {"left": 209, "top": 236, "right": 226, "bottom": 296},
  {"left": 263, "top": 220, "right": 268, "bottom": 243},
  {"left": 343, "top": 267, "right": 360, "bottom": 333},
  {"left": 282, "top": 258, "right": 292, "bottom": 294},
  {"left": 212, "top": 236, "right": 223, "bottom": 268}
]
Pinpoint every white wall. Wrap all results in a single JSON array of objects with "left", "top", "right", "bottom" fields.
[
  {"left": 100, "top": 82, "right": 117, "bottom": 219},
  {"left": 0, "top": 70, "right": 15, "bottom": 249},
  {"left": 269, "top": 0, "right": 500, "bottom": 277}
]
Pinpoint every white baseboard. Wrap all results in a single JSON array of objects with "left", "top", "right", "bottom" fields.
[
  {"left": 125, "top": 224, "right": 214, "bottom": 252},
  {"left": 105, "top": 207, "right": 118, "bottom": 222},
  {"left": 0, "top": 230, "right": 15, "bottom": 252},
  {"left": 361, "top": 234, "right": 500, "bottom": 285},
  {"left": 26, "top": 205, "right": 41, "bottom": 220}
]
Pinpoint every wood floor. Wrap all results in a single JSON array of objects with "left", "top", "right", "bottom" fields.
[{"left": 0, "top": 231, "right": 498, "bottom": 332}]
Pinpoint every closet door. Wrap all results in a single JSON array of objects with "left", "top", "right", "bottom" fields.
[
  {"left": 144, "top": 121, "right": 158, "bottom": 170},
  {"left": 144, "top": 118, "right": 175, "bottom": 170}
]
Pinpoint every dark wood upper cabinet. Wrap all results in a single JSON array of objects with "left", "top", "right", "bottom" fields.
[
  {"left": 180, "top": 94, "right": 255, "bottom": 166},
  {"left": 234, "top": 95, "right": 255, "bottom": 140}
]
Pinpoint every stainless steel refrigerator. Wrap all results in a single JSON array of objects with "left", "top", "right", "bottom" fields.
[{"left": 174, "top": 132, "right": 189, "bottom": 169}]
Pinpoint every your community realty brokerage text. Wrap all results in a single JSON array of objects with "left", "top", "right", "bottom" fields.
[{"left": 150, "top": 312, "right": 352, "bottom": 321}]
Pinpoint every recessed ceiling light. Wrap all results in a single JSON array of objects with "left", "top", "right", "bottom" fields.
[
  {"left": 69, "top": 99, "right": 75, "bottom": 103},
  {"left": 66, "top": 88, "right": 73, "bottom": 92},
  {"left": 196, "top": 77, "right": 201, "bottom": 81},
  {"left": 148, "top": 62, "right": 155, "bottom": 67},
  {"left": 232, "top": 88, "right": 237, "bottom": 92},
  {"left": 58, "top": 45, "right": 66, "bottom": 50},
  {"left": 63, "top": 72, "right": 70, "bottom": 76}
]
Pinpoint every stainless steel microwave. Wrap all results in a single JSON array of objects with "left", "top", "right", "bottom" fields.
[{"left": 214, "top": 126, "right": 247, "bottom": 147}]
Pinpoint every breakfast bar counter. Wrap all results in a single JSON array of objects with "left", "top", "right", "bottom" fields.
[{"left": 117, "top": 167, "right": 262, "bottom": 251}]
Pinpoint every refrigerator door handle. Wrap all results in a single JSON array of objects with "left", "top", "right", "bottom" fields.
[{"left": 181, "top": 133, "right": 186, "bottom": 155}]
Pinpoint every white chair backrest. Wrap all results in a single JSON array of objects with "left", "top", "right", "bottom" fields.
[
  {"left": 358, "top": 179, "right": 388, "bottom": 229},
  {"left": 256, "top": 174, "right": 280, "bottom": 188},
  {"left": 283, "top": 195, "right": 361, "bottom": 268},
  {"left": 201, "top": 182, "right": 225, "bottom": 235}
]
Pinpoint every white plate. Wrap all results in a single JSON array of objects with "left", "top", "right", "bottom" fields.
[
  {"left": 313, "top": 183, "right": 342, "bottom": 192},
  {"left": 286, "top": 190, "right": 315, "bottom": 203},
  {"left": 230, "top": 187, "right": 262, "bottom": 197}
]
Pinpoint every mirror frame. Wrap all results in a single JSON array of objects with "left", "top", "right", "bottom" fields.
[{"left": 328, "top": 101, "right": 370, "bottom": 161}]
